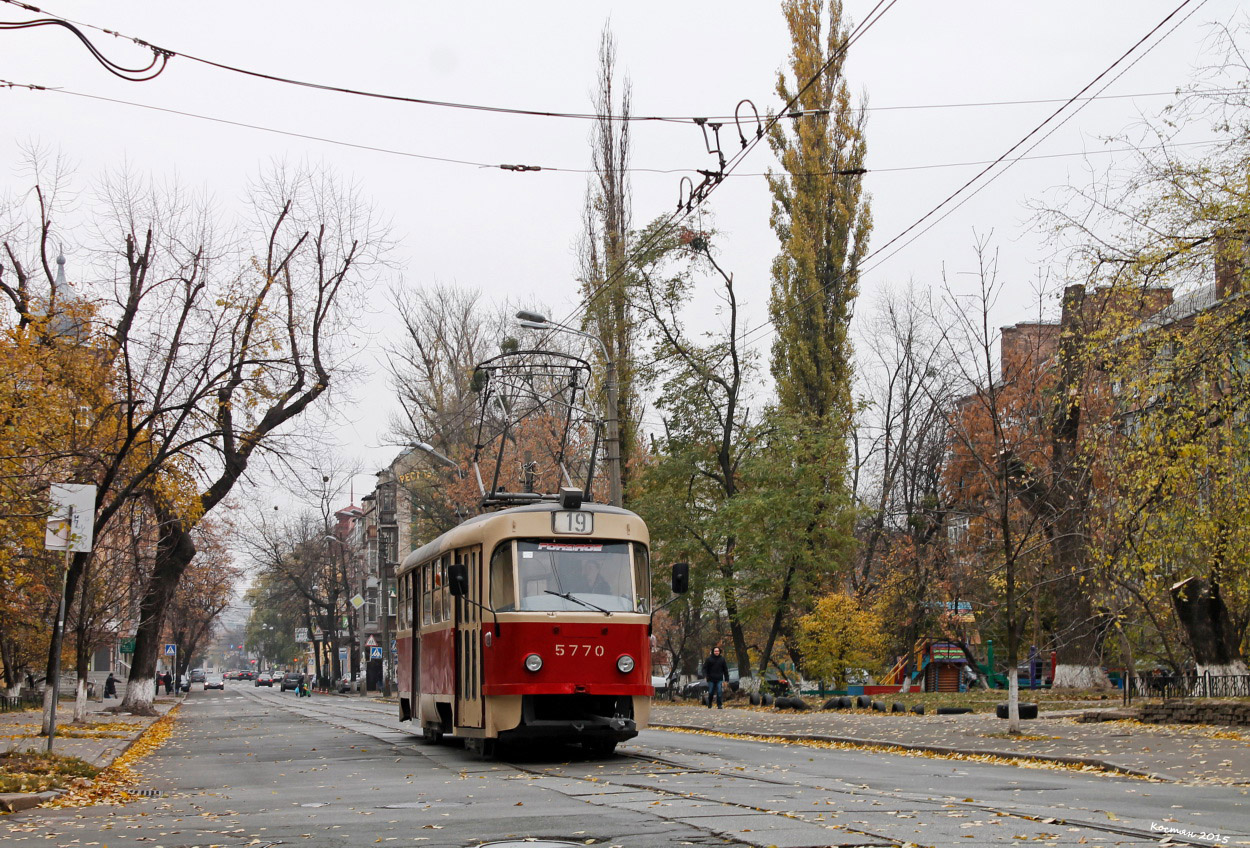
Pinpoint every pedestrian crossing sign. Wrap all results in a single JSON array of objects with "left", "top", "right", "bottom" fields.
[
  {"left": 164, "top": 644, "right": 176, "bottom": 656},
  {"left": 369, "top": 646, "right": 382, "bottom": 660}
]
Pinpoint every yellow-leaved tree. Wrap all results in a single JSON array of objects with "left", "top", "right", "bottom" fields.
[{"left": 795, "top": 592, "right": 887, "bottom": 688}]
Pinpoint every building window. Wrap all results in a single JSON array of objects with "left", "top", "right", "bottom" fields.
[
  {"left": 365, "top": 587, "right": 378, "bottom": 624},
  {"left": 947, "top": 514, "right": 970, "bottom": 543},
  {"left": 378, "top": 527, "right": 398, "bottom": 567}
]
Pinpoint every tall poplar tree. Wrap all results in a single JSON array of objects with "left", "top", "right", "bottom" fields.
[
  {"left": 759, "top": 0, "right": 870, "bottom": 675},
  {"left": 767, "top": 0, "right": 870, "bottom": 421},
  {"left": 580, "top": 26, "right": 636, "bottom": 506}
]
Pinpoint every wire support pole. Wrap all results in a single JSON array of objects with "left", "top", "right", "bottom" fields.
[{"left": 46, "top": 505, "right": 72, "bottom": 753}]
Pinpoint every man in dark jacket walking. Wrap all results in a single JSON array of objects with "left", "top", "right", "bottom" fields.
[
  {"left": 702, "top": 646, "right": 729, "bottom": 709},
  {"left": 104, "top": 673, "right": 117, "bottom": 699}
]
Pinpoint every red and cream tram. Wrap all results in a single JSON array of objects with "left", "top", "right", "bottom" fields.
[{"left": 395, "top": 491, "right": 686, "bottom": 756}]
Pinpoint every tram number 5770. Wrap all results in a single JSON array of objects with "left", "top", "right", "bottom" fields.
[{"left": 554, "top": 644, "right": 605, "bottom": 657}]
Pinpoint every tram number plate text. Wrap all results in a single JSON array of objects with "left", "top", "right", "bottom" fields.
[
  {"left": 554, "top": 643, "right": 604, "bottom": 657},
  {"left": 553, "top": 511, "right": 594, "bottom": 535}
]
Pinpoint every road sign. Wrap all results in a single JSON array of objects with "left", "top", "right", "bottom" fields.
[
  {"left": 391, "top": 639, "right": 397, "bottom": 652},
  {"left": 164, "top": 644, "right": 176, "bottom": 656},
  {"left": 350, "top": 593, "right": 365, "bottom": 609},
  {"left": 45, "top": 484, "right": 97, "bottom": 552},
  {"left": 365, "top": 635, "right": 378, "bottom": 648},
  {"left": 369, "top": 646, "right": 382, "bottom": 660},
  {"left": 312, "top": 627, "right": 324, "bottom": 641},
  {"left": 294, "top": 627, "right": 309, "bottom": 642}
]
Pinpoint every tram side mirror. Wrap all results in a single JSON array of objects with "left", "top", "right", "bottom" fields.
[
  {"left": 671, "top": 562, "right": 689, "bottom": 595},
  {"left": 448, "top": 563, "right": 468, "bottom": 598}
]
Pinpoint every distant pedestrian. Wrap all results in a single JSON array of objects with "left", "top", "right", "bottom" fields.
[
  {"left": 702, "top": 646, "right": 729, "bottom": 709},
  {"left": 298, "top": 674, "right": 311, "bottom": 698},
  {"left": 162, "top": 671, "right": 173, "bottom": 695},
  {"left": 104, "top": 673, "right": 117, "bottom": 699}
]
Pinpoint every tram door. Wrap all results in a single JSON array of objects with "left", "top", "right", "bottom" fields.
[
  {"left": 409, "top": 569, "right": 420, "bottom": 707},
  {"left": 455, "top": 546, "right": 484, "bottom": 728}
]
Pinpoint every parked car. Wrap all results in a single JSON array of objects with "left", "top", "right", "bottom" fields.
[
  {"left": 204, "top": 673, "right": 225, "bottom": 690},
  {"left": 255, "top": 672, "right": 273, "bottom": 687},
  {"left": 337, "top": 675, "right": 361, "bottom": 693},
  {"left": 280, "top": 672, "right": 304, "bottom": 692}
]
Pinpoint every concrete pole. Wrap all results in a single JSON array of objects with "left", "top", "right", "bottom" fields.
[
  {"left": 382, "top": 561, "right": 393, "bottom": 697},
  {"left": 604, "top": 356, "right": 622, "bottom": 508}
]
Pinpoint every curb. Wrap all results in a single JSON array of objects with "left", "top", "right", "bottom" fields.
[
  {"left": 649, "top": 721, "right": 1168, "bottom": 781},
  {"left": 0, "top": 789, "right": 64, "bottom": 813},
  {"left": 0, "top": 706, "right": 175, "bottom": 815}
]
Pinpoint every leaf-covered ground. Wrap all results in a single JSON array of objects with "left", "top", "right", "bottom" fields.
[
  {"left": 0, "top": 751, "right": 98, "bottom": 793},
  {"left": 46, "top": 707, "right": 179, "bottom": 808}
]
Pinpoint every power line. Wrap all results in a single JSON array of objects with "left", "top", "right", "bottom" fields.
[
  {"left": 553, "top": 0, "right": 899, "bottom": 339},
  {"left": 0, "top": 0, "right": 884, "bottom": 127},
  {"left": 0, "top": 14, "right": 167, "bottom": 80},
  {"left": 737, "top": 0, "right": 1209, "bottom": 351},
  {"left": 1, "top": 77, "right": 1222, "bottom": 181},
  {"left": 1, "top": 79, "right": 1225, "bottom": 181},
  {"left": 3, "top": 1, "right": 1240, "bottom": 123}
]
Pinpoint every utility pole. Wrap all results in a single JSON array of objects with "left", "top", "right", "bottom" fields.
[
  {"left": 382, "top": 560, "right": 393, "bottom": 696},
  {"left": 603, "top": 355, "right": 622, "bottom": 507}
]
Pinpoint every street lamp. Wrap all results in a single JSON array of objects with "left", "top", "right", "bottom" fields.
[
  {"left": 515, "top": 310, "right": 622, "bottom": 507},
  {"left": 413, "top": 441, "right": 460, "bottom": 471}
]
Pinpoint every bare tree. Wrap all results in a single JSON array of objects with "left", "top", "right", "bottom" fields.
[
  {"left": 852, "top": 286, "right": 960, "bottom": 660},
  {"left": 579, "top": 24, "right": 635, "bottom": 506},
  {"left": 0, "top": 156, "right": 391, "bottom": 714}
]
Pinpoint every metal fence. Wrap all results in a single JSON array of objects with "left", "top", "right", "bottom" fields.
[
  {"left": 1128, "top": 672, "right": 1250, "bottom": 700},
  {"left": 0, "top": 691, "right": 43, "bottom": 713}
]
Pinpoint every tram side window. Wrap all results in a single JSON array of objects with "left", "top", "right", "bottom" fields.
[
  {"left": 397, "top": 574, "right": 408, "bottom": 629},
  {"left": 431, "top": 562, "right": 440, "bottom": 624},
  {"left": 432, "top": 557, "right": 445, "bottom": 624},
  {"left": 490, "top": 543, "right": 515, "bottom": 612},
  {"left": 443, "top": 556, "right": 454, "bottom": 622},
  {"left": 421, "top": 564, "right": 432, "bottom": 626},
  {"left": 632, "top": 543, "right": 651, "bottom": 613}
]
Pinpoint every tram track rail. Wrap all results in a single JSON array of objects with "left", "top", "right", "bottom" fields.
[{"left": 236, "top": 688, "right": 1226, "bottom": 848}]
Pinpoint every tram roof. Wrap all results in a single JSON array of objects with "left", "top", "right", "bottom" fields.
[{"left": 401, "top": 501, "right": 644, "bottom": 571}]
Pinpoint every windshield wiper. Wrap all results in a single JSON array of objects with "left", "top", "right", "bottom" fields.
[{"left": 544, "top": 589, "right": 612, "bottom": 615}]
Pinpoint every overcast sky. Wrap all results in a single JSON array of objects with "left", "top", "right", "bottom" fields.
[{"left": 1, "top": 0, "right": 1242, "bottom": 506}]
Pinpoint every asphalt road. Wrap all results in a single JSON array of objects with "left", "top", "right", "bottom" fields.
[{"left": 3, "top": 687, "right": 1247, "bottom": 848}]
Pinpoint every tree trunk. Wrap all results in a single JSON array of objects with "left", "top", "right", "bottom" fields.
[
  {"left": 73, "top": 566, "right": 93, "bottom": 723},
  {"left": 118, "top": 521, "right": 196, "bottom": 715},
  {"left": 1171, "top": 576, "right": 1249, "bottom": 676},
  {"left": 1048, "top": 286, "right": 1109, "bottom": 690},
  {"left": 1007, "top": 668, "right": 1021, "bottom": 734}
]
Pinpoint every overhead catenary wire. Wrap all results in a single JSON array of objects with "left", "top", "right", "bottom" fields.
[
  {"left": 1, "top": 79, "right": 1223, "bottom": 179},
  {"left": 0, "top": 0, "right": 887, "bottom": 126},
  {"left": 552, "top": 0, "right": 899, "bottom": 340},
  {"left": 1, "top": 1, "right": 1240, "bottom": 123},
  {"left": 735, "top": 0, "right": 1210, "bottom": 352},
  {"left": 0, "top": 14, "right": 167, "bottom": 80}
]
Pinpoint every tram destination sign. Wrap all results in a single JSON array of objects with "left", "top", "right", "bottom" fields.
[{"left": 552, "top": 510, "right": 593, "bottom": 535}]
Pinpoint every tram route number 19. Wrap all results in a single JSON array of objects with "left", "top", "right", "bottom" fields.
[{"left": 553, "top": 510, "right": 594, "bottom": 535}]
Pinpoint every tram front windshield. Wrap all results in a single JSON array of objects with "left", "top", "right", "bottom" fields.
[{"left": 514, "top": 541, "right": 635, "bottom": 612}]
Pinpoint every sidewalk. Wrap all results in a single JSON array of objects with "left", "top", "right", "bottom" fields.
[
  {"left": 649, "top": 701, "right": 1250, "bottom": 785},
  {"left": 0, "top": 694, "right": 175, "bottom": 812}
]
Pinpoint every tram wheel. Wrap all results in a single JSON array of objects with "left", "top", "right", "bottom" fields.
[
  {"left": 464, "top": 737, "right": 496, "bottom": 759},
  {"left": 421, "top": 724, "right": 443, "bottom": 745},
  {"left": 584, "top": 739, "right": 617, "bottom": 757}
]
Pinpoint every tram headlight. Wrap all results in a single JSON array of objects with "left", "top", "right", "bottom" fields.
[
  {"left": 616, "top": 654, "right": 635, "bottom": 674},
  {"left": 524, "top": 653, "right": 543, "bottom": 673}
]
